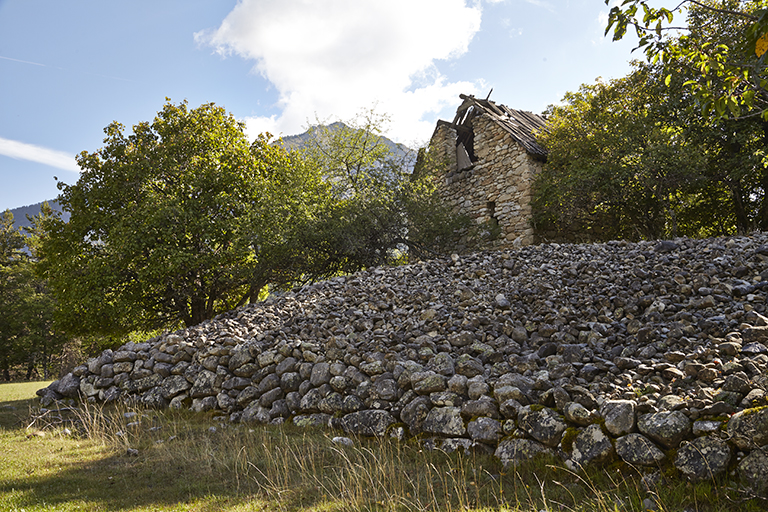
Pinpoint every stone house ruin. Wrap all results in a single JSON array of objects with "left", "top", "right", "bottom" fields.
[{"left": 426, "top": 94, "right": 547, "bottom": 248}]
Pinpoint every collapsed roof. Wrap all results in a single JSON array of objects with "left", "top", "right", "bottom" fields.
[{"left": 438, "top": 94, "right": 547, "bottom": 162}]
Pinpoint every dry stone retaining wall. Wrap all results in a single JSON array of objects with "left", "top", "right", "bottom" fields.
[{"left": 40, "top": 234, "right": 768, "bottom": 494}]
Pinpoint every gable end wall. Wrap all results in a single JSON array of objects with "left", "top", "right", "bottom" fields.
[{"left": 434, "top": 113, "right": 544, "bottom": 249}]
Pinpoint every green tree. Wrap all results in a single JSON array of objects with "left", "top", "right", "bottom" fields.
[
  {"left": 23, "top": 204, "right": 72, "bottom": 378},
  {"left": 37, "top": 100, "right": 326, "bottom": 337},
  {"left": 292, "top": 111, "right": 466, "bottom": 272},
  {"left": 605, "top": 0, "right": 768, "bottom": 119},
  {"left": 0, "top": 210, "right": 28, "bottom": 380},
  {"left": 0, "top": 206, "right": 67, "bottom": 380},
  {"left": 539, "top": 0, "right": 768, "bottom": 240},
  {"left": 534, "top": 63, "right": 711, "bottom": 241}
]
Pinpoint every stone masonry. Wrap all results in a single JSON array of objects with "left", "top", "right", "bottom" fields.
[{"left": 426, "top": 94, "right": 547, "bottom": 249}]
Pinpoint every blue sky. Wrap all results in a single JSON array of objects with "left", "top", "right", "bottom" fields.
[{"left": 0, "top": 0, "right": 646, "bottom": 211}]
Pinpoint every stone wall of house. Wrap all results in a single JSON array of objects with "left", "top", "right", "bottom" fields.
[{"left": 432, "top": 113, "right": 544, "bottom": 249}]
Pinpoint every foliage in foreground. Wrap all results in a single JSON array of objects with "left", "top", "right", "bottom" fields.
[
  {"left": 605, "top": 0, "right": 768, "bottom": 120},
  {"left": 1, "top": 384, "right": 765, "bottom": 511}
]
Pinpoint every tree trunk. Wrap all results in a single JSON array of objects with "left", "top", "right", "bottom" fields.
[
  {"left": 25, "top": 357, "right": 35, "bottom": 380},
  {"left": 186, "top": 296, "right": 208, "bottom": 327},
  {"left": 760, "top": 120, "right": 768, "bottom": 231},
  {"left": 732, "top": 181, "right": 750, "bottom": 234}
]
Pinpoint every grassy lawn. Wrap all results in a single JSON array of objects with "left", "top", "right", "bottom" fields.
[{"left": 0, "top": 381, "right": 764, "bottom": 511}]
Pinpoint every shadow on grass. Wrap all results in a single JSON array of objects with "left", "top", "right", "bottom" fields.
[
  {"left": 0, "top": 441, "right": 279, "bottom": 511},
  {"left": 0, "top": 399, "right": 38, "bottom": 430},
  {"left": 3, "top": 397, "right": 764, "bottom": 512}
]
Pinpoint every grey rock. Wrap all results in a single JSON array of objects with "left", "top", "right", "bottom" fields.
[
  {"left": 332, "top": 436, "right": 354, "bottom": 447},
  {"left": 741, "top": 342, "right": 768, "bottom": 355},
  {"left": 141, "top": 387, "right": 168, "bottom": 408},
  {"left": 87, "top": 350, "right": 113, "bottom": 375},
  {"left": 227, "top": 345, "right": 253, "bottom": 371},
  {"left": 161, "top": 375, "right": 192, "bottom": 400},
  {"left": 499, "top": 398, "right": 523, "bottom": 420},
  {"left": 674, "top": 436, "right": 731, "bottom": 482},
  {"left": 217, "top": 392, "right": 235, "bottom": 412},
  {"left": 563, "top": 402, "right": 593, "bottom": 426},
  {"left": 236, "top": 386, "right": 259, "bottom": 407},
  {"left": 56, "top": 373, "right": 81, "bottom": 398},
  {"left": 727, "top": 406, "right": 768, "bottom": 450},
  {"left": 494, "top": 439, "right": 556, "bottom": 467},
  {"left": 517, "top": 406, "right": 568, "bottom": 447},
  {"left": 191, "top": 396, "right": 217, "bottom": 413},
  {"left": 189, "top": 370, "right": 218, "bottom": 398},
  {"left": 738, "top": 447, "right": 768, "bottom": 495},
  {"left": 467, "top": 378, "right": 490, "bottom": 400},
  {"left": 241, "top": 402, "right": 271, "bottom": 423},
  {"left": 570, "top": 424, "right": 615, "bottom": 468},
  {"left": 722, "top": 372, "right": 752, "bottom": 395},
  {"left": 615, "top": 433, "right": 666, "bottom": 466},
  {"left": 692, "top": 420, "right": 723, "bottom": 436},
  {"left": 447, "top": 374, "right": 468, "bottom": 395},
  {"left": 422, "top": 407, "right": 466, "bottom": 436},
  {"left": 293, "top": 413, "right": 332, "bottom": 429},
  {"left": 168, "top": 393, "right": 190, "bottom": 409},
  {"left": 466, "top": 414, "right": 502, "bottom": 443},
  {"left": 79, "top": 379, "right": 99, "bottom": 398},
  {"left": 427, "top": 353, "right": 455, "bottom": 376},
  {"left": 454, "top": 354, "right": 484, "bottom": 378},
  {"left": 601, "top": 400, "right": 636, "bottom": 436},
  {"left": 412, "top": 371, "right": 447, "bottom": 395},
  {"left": 400, "top": 396, "right": 432, "bottom": 435},
  {"left": 493, "top": 385, "right": 527, "bottom": 405},
  {"left": 341, "top": 410, "right": 396, "bottom": 437},
  {"left": 310, "top": 362, "right": 331, "bottom": 386},
  {"left": 638, "top": 410, "right": 691, "bottom": 449},
  {"left": 461, "top": 398, "right": 500, "bottom": 419}
]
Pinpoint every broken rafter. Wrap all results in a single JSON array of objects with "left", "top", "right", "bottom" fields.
[{"left": 454, "top": 94, "right": 547, "bottom": 160}]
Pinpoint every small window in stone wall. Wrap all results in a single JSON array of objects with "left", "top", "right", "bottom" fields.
[{"left": 487, "top": 201, "right": 499, "bottom": 229}]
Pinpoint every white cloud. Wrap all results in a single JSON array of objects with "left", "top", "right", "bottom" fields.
[
  {"left": 0, "top": 137, "right": 80, "bottom": 172},
  {"left": 522, "top": 0, "right": 555, "bottom": 12},
  {"left": 196, "top": 0, "right": 483, "bottom": 144}
]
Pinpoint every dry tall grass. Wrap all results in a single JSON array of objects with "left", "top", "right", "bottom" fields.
[{"left": 1, "top": 386, "right": 764, "bottom": 511}]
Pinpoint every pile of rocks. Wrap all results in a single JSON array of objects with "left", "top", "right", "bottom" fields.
[{"left": 40, "top": 235, "right": 768, "bottom": 494}]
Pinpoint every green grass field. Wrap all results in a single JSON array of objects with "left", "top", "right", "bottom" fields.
[{"left": 0, "top": 381, "right": 763, "bottom": 511}]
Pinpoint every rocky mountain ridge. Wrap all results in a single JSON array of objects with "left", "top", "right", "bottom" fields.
[{"left": 40, "top": 234, "right": 768, "bottom": 494}]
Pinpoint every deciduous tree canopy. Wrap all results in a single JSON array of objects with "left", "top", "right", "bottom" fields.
[
  {"left": 37, "top": 100, "right": 327, "bottom": 335},
  {"left": 605, "top": 0, "right": 768, "bottom": 119}
]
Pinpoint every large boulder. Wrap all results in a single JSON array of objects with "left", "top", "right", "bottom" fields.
[
  {"left": 674, "top": 436, "right": 732, "bottom": 482},
  {"left": 727, "top": 406, "right": 768, "bottom": 450},
  {"left": 517, "top": 406, "right": 568, "bottom": 447},
  {"left": 638, "top": 411, "right": 691, "bottom": 449},
  {"left": 569, "top": 424, "right": 615, "bottom": 468},
  {"left": 615, "top": 433, "right": 666, "bottom": 466},
  {"left": 340, "top": 410, "right": 396, "bottom": 437}
]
